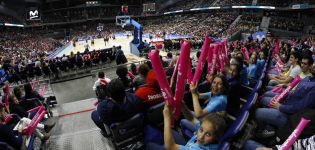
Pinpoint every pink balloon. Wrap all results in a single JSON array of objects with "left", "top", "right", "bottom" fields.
[
  {"left": 149, "top": 50, "right": 175, "bottom": 107},
  {"left": 279, "top": 118, "right": 310, "bottom": 150},
  {"left": 192, "top": 36, "right": 211, "bottom": 85},
  {"left": 174, "top": 41, "right": 191, "bottom": 119},
  {"left": 269, "top": 76, "right": 302, "bottom": 106}
]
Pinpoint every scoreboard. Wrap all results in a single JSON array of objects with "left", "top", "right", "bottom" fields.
[{"left": 143, "top": 3, "right": 156, "bottom": 12}]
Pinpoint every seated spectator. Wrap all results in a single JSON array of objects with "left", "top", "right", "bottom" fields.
[
  {"left": 116, "top": 66, "right": 133, "bottom": 89},
  {"left": 92, "top": 72, "right": 111, "bottom": 91},
  {"left": 162, "top": 52, "right": 173, "bottom": 66},
  {"left": 255, "top": 62, "right": 315, "bottom": 137},
  {"left": 20, "top": 83, "right": 45, "bottom": 110},
  {"left": 133, "top": 63, "right": 150, "bottom": 88},
  {"left": 189, "top": 74, "right": 229, "bottom": 118},
  {"left": 244, "top": 135, "right": 315, "bottom": 150},
  {"left": 226, "top": 63, "right": 242, "bottom": 115},
  {"left": 130, "top": 63, "right": 138, "bottom": 76},
  {"left": 91, "top": 79, "right": 143, "bottom": 134},
  {"left": 146, "top": 103, "right": 227, "bottom": 150},
  {"left": 263, "top": 53, "right": 313, "bottom": 98},
  {"left": 135, "top": 70, "right": 164, "bottom": 107},
  {"left": 268, "top": 51, "right": 301, "bottom": 86},
  {"left": 247, "top": 54, "right": 258, "bottom": 85}
]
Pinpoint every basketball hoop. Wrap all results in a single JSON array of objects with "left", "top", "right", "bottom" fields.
[{"left": 116, "top": 15, "right": 131, "bottom": 26}]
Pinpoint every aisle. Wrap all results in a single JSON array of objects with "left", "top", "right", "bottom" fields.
[{"left": 43, "top": 98, "right": 115, "bottom": 150}]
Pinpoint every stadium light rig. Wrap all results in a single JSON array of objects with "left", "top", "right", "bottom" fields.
[{"left": 4, "top": 23, "right": 24, "bottom": 27}]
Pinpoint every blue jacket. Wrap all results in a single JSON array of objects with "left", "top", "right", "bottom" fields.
[
  {"left": 279, "top": 76, "right": 315, "bottom": 114},
  {"left": 96, "top": 92, "right": 143, "bottom": 125}
]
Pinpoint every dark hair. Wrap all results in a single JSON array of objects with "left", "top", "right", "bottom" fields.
[
  {"left": 107, "top": 79, "right": 126, "bottom": 103},
  {"left": 230, "top": 63, "right": 242, "bottom": 78},
  {"left": 212, "top": 74, "right": 229, "bottom": 95},
  {"left": 167, "top": 52, "right": 172, "bottom": 58},
  {"left": 290, "top": 51, "right": 301, "bottom": 63},
  {"left": 301, "top": 52, "right": 314, "bottom": 66},
  {"left": 98, "top": 72, "right": 105, "bottom": 78},
  {"left": 138, "top": 64, "right": 150, "bottom": 77},
  {"left": 130, "top": 63, "right": 138, "bottom": 75},
  {"left": 116, "top": 66, "right": 128, "bottom": 79},
  {"left": 24, "top": 83, "right": 33, "bottom": 95},
  {"left": 145, "top": 61, "right": 152, "bottom": 69},
  {"left": 13, "top": 87, "right": 22, "bottom": 100},
  {"left": 202, "top": 113, "right": 227, "bottom": 139}
]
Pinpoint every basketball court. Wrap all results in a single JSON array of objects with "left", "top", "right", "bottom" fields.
[{"left": 54, "top": 34, "right": 168, "bottom": 63}]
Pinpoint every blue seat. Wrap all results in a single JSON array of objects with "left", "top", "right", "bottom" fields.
[
  {"left": 219, "top": 111, "right": 249, "bottom": 142},
  {"left": 146, "top": 102, "right": 165, "bottom": 128},
  {"left": 253, "top": 80, "right": 262, "bottom": 92},
  {"left": 218, "top": 141, "right": 230, "bottom": 150},
  {"left": 0, "top": 141, "right": 14, "bottom": 150},
  {"left": 240, "top": 92, "right": 258, "bottom": 113},
  {"left": 110, "top": 113, "right": 144, "bottom": 149}
]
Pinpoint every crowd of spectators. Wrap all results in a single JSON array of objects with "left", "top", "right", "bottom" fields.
[
  {"left": 0, "top": 14, "right": 21, "bottom": 24},
  {"left": 37, "top": 6, "right": 142, "bottom": 24},
  {"left": 213, "top": 0, "right": 253, "bottom": 6},
  {"left": 0, "top": 29, "right": 63, "bottom": 53},
  {"left": 143, "top": 11, "right": 238, "bottom": 39},
  {"left": 89, "top": 24, "right": 315, "bottom": 149},
  {"left": 163, "top": 0, "right": 216, "bottom": 12},
  {"left": 222, "top": 13, "right": 263, "bottom": 38},
  {"left": 269, "top": 17, "right": 305, "bottom": 32},
  {"left": 258, "top": 0, "right": 313, "bottom": 7}
]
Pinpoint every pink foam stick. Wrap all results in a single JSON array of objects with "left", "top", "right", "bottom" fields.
[
  {"left": 275, "top": 54, "right": 284, "bottom": 66},
  {"left": 39, "top": 85, "right": 46, "bottom": 97},
  {"left": 207, "top": 45, "right": 213, "bottom": 73},
  {"left": 209, "top": 44, "right": 218, "bottom": 75},
  {"left": 279, "top": 118, "right": 310, "bottom": 150},
  {"left": 241, "top": 47, "right": 250, "bottom": 61},
  {"left": 187, "top": 62, "right": 193, "bottom": 83},
  {"left": 127, "top": 71, "right": 135, "bottom": 80},
  {"left": 170, "top": 56, "right": 180, "bottom": 88},
  {"left": 221, "top": 40, "right": 229, "bottom": 65},
  {"left": 275, "top": 63, "right": 282, "bottom": 74},
  {"left": 148, "top": 50, "right": 175, "bottom": 107},
  {"left": 27, "top": 111, "right": 46, "bottom": 135},
  {"left": 269, "top": 76, "right": 302, "bottom": 106},
  {"left": 174, "top": 41, "right": 191, "bottom": 120},
  {"left": 192, "top": 36, "right": 211, "bottom": 85},
  {"left": 218, "top": 43, "right": 225, "bottom": 73},
  {"left": 4, "top": 82, "right": 9, "bottom": 106},
  {"left": 4, "top": 114, "right": 13, "bottom": 124},
  {"left": 27, "top": 106, "right": 41, "bottom": 113}
]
